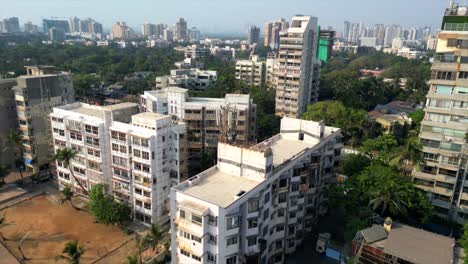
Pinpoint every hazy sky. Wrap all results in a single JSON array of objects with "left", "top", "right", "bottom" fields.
[{"left": 0, "top": 0, "right": 449, "bottom": 34}]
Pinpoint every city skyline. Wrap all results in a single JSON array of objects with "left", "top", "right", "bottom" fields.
[{"left": 0, "top": 0, "right": 447, "bottom": 34}]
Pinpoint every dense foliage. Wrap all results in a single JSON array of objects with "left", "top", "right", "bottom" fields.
[
  {"left": 88, "top": 184, "right": 131, "bottom": 225},
  {"left": 321, "top": 51, "right": 431, "bottom": 109}
]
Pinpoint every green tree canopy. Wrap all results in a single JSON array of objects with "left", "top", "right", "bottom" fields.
[{"left": 88, "top": 184, "right": 131, "bottom": 225}]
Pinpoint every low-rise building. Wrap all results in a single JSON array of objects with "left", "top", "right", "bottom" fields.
[
  {"left": 155, "top": 68, "right": 217, "bottom": 91},
  {"left": 50, "top": 102, "right": 187, "bottom": 225},
  {"left": 235, "top": 55, "right": 265, "bottom": 88},
  {"left": 170, "top": 117, "right": 343, "bottom": 264},
  {"left": 352, "top": 218, "right": 456, "bottom": 264},
  {"left": 141, "top": 88, "right": 256, "bottom": 164}
]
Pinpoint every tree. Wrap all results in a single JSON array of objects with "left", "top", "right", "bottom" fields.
[
  {"left": 8, "top": 131, "right": 25, "bottom": 183},
  {"left": 88, "top": 184, "right": 131, "bottom": 225},
  {"left": 60, "top": 185, "right": 78, "bottom": 210},
  {"left": 460, "top": 224, "right": 468, "bottom": 264},
  {"left": 0, "top": 166, "right": 9, "bottom": 187},
  {"left": 302, "top": 101, "right": 372, "bottom": 146},
  {"left": 397, "top": 138, "right": 424, "bottom": 172},
  {"left": 339, "top": 154, "right": 371, "bottom": 178},
  {"left": 142, "top": 224, "right": 165, "bottom": 253},
  {"left": 56, "top": 240, "right": 85, "bottom": 264},
  {"left": 360, "top": 134, "right": 398, "bottom": 161},
  {"left": 126, "top": 254, "right": 139, "bottom": 264},
  {"left": 53, "top": 148, "right": 88, "bottom": 196}
]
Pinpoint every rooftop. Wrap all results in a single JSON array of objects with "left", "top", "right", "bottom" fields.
[
  {"left": 131, "top": 111, "right": 168, "bottom": 121},
  {"left": 182, "top": 168, "right": 262, "bottom": 208},
  {"left": 266, "top": 135, "right": 315, "bottom": 167},
  {"left": 383, "top": 223, "right": 454, "bottom": 264},
  {"left": 55, "top": 102, "right": 139, "bottom": 118}
]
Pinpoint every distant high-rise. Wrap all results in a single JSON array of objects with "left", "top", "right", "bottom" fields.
[
  {"left": 43, "top": 19, "right": 70, "bottom": 33},
  {"left": 23, "top": 22, "right": 38, "bottom": 33},
  {"left": 384, "top": 25, "right": 401, "bottom": 47},
  {"left": 142, "top": 22, "right": 157, "bottom": 36},
  {"left": 163, "top": 28, "right": 173, "bottom": 42},
  {"left": 112, "top": 22, "right": 134, "bottom": 40},
  {"left": 70, "top": 17, "right": 80, "bottom": 33},
  {"left": 91, "top": 21, "right": 103, "bottom": 35},
  {"left": 2, "top": 17, "right": 20, "bottom": 33},
  {"left": 318, "top": 29, "right": 335, "bottom": 63},
  {"left": 247, "top": 25, "right": 260, "bottom": 45},
  {"left": 343, "top": 21, "right": 351, "bottom": 40},
  {"left": 175, "top": 18, "right": 188, "bottom": 41},
  {"left": 264, "top": 18, "right": 289, "bottom": 49},
  {"left": 275, "top": 16, "right": 320, "bottom": 118},
  {"left": 48, "top": 28, "right": 66, "bottom": 42},
  {"left": 188, "top": 27, "right": 200, "bottom": 43},
  {"left": 374, "top": 24, "right": 386, "bottom": 46},
  {"left": 155, "top": 24, "right": 165, "bottom": 38}
]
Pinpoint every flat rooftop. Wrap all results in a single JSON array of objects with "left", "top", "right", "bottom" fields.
[
  {"left": 182, "top": 169, "right": 261, "bottom": 208},
  {"left": 269, "top": 136, "right": 315, "bottom": 167},
  {"left": 132, "top": 111, "right": 168, "bottom": 121},
  {"left": 55, "top": 102, "right": 138, "bottom": 118}
]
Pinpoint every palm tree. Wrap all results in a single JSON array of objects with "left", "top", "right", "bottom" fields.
[
  {"left": 0, "top": 166, "right": 10, "bottom": 187},
  {"left": 8, "top": 131, "right": 25, "bottom": 183},
  {"left": 53, "top": 148, "right": 88, "bottom": 196},
  {"left": 398, "top": 138, "right": 424, "bottom": 172},
  {"left": 56, "top": 240, "right": 85, "bottom": 264},
  {"left": 369, "top": 184, "right": 408, "bottom": 217},
  {"left": 60, "top": 185, "right": 79, "bottom": 210},
  {"left": 142, "top": 224, "right": 164, "bottom": 253}
]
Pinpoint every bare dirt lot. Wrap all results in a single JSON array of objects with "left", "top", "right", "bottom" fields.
[{"left": 0, "top": 194, "right": 139, "bottom": 264}]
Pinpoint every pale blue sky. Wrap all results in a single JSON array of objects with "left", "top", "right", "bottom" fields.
[{"left": 0, "top": 0, "right": 449, "bottom": 34}]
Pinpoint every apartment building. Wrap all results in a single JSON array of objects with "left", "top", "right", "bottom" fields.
[
  {"left": 264, "top": 19, "right": 289, "bottom": 49},
  {"left": 266, "top": 58, "right": 280, "bottom": 90},
  {"left": 170, "top": 117, "right": 342, "bottom": 264},
  {"left": 411, "top": 2, "right": 468, "bottom": 224},
  {"left": 235, "top": 55, "right": 265, "bottom": 88},
  {"left": 0, "top": 79, "right": 18, "bottom": 168},
  {"left": 13, "top": 66, "right": 75, "bottom": 173},
  {"left": 50, "top": 102, "right": 187, "bottom": 225},
  {"left": 275, "top": 16, "right": 321, "bottom": 118},
  {"left": 155, "top": 68, "right": 217, "bottom": 90},
  {"left": 141, "top": 88, "right": 256, "bottom": 163}
]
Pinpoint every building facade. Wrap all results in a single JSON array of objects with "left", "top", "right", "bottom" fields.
[
  {"left": 13, "top": 66, "right": 75, "bottom": 173},
  {"left": 112, "top": 22, "right": 134, "bottom": 40},
  {"left": 248, "top": 26, "right": 260, "bottom": 46},
  {"left": 170, "top": 117, "right": 342, "bottom": 264},
  {"left": 43, "top": 19, "right": 70, "bottom": 33},
  {"left": 141, "top": 88, "right": 256, "bottom": 163},
  {"left": 264, "top": 19, "right": 289, "bottom": 49},
  {"left": 155, "top": 68, "right": 217, "bottom": 91},
  {"left": 412, "top": 2, "right": 468, "bottom": 224},
  {"left": 275, "top": 16, "right": 321, "bottom": 118},
  {"left": 235, "top": 55, "right": 265, "bottom": 88},
  {"left": 0, "top": 79, "right": 18, "bottom": 168},
  {"left": 50, "top": 102, "right": 188, "bottom": 225},
  {"left": 175, "top": 18, "right": 188, "bottom": 42}
]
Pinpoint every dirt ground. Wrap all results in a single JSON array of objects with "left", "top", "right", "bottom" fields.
[{"left": 0, "top": 194, "right": 139, "bottom": 264}]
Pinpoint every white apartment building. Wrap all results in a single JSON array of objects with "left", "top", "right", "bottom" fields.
[
  {"left": 276, "top": 16, "right": 321, "bottom": 118},
  {"left": 155, "top": 68, "right": 218, "bottom": 90},
  {"left": 266, "top": 58, "right": 279, "bottom": 90},
  {"left": 170, "top": 117, "right": 343, "bottom": 264},
  {"left": 235, "top": 55, "right": 265, "bottom": 88},
  {"left": 141, "top": 88, "right": 256, "bottom": 163},
  {"left": 50, "top": 102, "right": 187, "bottom": 225}
]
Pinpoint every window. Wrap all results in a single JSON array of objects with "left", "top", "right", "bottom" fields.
[
  {"left": 207, "top": 253, "right": 216, "bottom": 263},
  {"left": 248, "top": 218, "right": 258, "bottom": 229},
  {"left": 88, "top": 161, "right": 101, "bottom": 172},
  {"left": 191, "top": 234, "right": 202, "bottom": 243},
  {"left": 226, "top": 236, "right": 238, "bottom": 246},
  {"left": 227, "top": 216, "right": 239, "bottom": 229},
  {"left": 247, "top": 236, "right": 257, "bottom": 246},
  {"left": 142, "top": 151, "right": 149, "bottom": 160},
  {"left": 459, "top": 72, "right": 468, "bottom": 79},
  {"left": 85, "top": 136, "right": 99, "bottom": 147},
  {"left": 226, "top": 256, "right": 237, "bottom": 264},
  {"left": 181, "top": 249, "right": 190, "bottom": 257},
  {"left": 112, "top": 155, "right": 127, "bottom": 166},
  {"left": 113, "top": 168, "right": 129, "bottom": 178},
  {"left": 263, "top": 209, "right": 269, "bottom": 221},
  {"left": 208, "top": 215, "right": 217, "bottom": 226},
  {"left": 85, "top": 125, "right": 98, "bottom": 135},
  {"left": 53, "top": 128, "right": 65, "bottom": 136},
  {"left": 111, "top": 131, "right": 126, "bottom": 141},
  {"left": 278, "top": 193, "right": 287, "bottom": 204},
  {"left": 69, "top": 131, "right": 82, "bottom": 141},
  {"left": 87, "top": 148, "right": 100, "bottom": 158},
  {"left": 192, "top": 214, "right": 202, "bottom": 225},
  {"left": 248, "top": 199, "right": 259, "bottom": 213},
  {"left": 192, "top": 255, "right": 201, "bottom": 262},
  {"left": 208, "top": 234, "right": 217, "bottom": 245},
  {"left": 134, "top": 149, "right": 141, "bottom": 157},
  {"left": 180, "top": 209, "right": 187, "bottom": 220}
]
